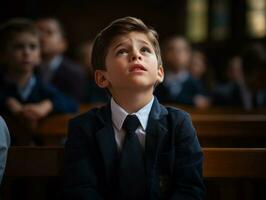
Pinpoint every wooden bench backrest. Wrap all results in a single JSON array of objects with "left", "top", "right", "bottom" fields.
[
  {"left": 36, "top": 113, "right": 266, "bottom": 136},
  {"left": 5, "top": 147, "right": 266, "bottom": 178}
]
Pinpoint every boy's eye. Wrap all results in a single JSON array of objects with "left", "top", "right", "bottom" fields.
[
  {"left": 116, "top": 49, "right": 128, "bottom": 55},
  {"left": 140, "top": 47, "right": 151, "bottom": 53},
  {"left": 29, "top": 44, "right": 39, "bottom": 50},
  {"left": 12, "top": 43, "right": 39, "bottom": 51}
]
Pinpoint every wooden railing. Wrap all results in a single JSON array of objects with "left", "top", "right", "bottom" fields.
[
  {"left": 4, "top": 104, "right": 266, "bottom": 146},
  {"left": 4, "top": 147, "right": 266, "bottom": 178},
  {"left": 33, "top": 113, "right": 266, "bottom": 146},
  {"left": 3, "top": 147, "right": 266, "bottom": 200}
]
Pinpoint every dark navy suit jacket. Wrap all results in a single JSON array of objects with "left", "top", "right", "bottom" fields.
[
  {"left": 50, "top": 57, "right": 86, "bottom": 102},
  {"left": 63, "top": 98, "right": 205, "bottom": 200},
  {"left": 0, "top": 75, "right": 78, "bottom": 114}
]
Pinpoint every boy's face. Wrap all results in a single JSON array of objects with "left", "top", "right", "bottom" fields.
[
  {"left": 190, "top": 52, "right": 206, "bottom": 78},
  {"left": 36, "top": 19, "right": 66, "bottom": 57},
  {"left": 5, "top": 32, "right": 40, "bottom": 73},
  {"left": 164, "top": 38, "right": 191, "bottom": 71},
  {"left": 95, "top": 31, "right": 164, "bottom": 94}
]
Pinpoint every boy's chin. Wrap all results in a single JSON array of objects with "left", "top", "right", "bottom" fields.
[
  {"left": 128, "top": 82, "right": 156, "bottom": 91},
  {"left": 18, "top": 65, "right": 35, "bottom": 73}
]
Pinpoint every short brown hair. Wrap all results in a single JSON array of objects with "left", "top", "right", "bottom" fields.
[
  {"left": 36, "top": 17, "right": 66, "bottom": 38},
  {"left": 0, "top": 18, "right": 39, "bottom": 51},
  {"left": 91, "top": 16, "right": 162, "bottom": 71}
]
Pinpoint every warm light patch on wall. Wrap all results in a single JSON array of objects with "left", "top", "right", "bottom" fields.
[
  {"left": 246, "top": 0, "right": 266, "bottom": 38},
  {"left": 186, "top": 0, "right": 208, "bottom": 42}
]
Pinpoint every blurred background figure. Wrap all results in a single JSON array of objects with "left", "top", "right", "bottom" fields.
[
  {"left": 189, "top": 50, "right": 215, "bottom": 93},
  {"left": 75, "top": 40, "right": 109, "bottom": 103},
  {"left": 0, "top": 116, "right": 10, "bottom": 185},
  {"left": 155, "top": 36, "right": 210, "bottom": 109},
  {"left": 0, "top": 18, "right": 78, "bottom": 145},
  {"left": 212, "top": 55, "right": 253, "bottom": 110},
  {"left": 76, "top": 40, "right": 94, "bottom": 78},
  {"left": 36, "top": 17, "right": 86, "bottom": 102},
  {"left": 213, "top": 43, "right": 266, "bottom": 110},
  {"left": 242, "top": 43, "right": 266, "bottom": 108}
]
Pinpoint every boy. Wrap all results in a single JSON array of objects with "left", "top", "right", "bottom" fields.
[
  {"left": 0, "top": 18, "right": 77, "bottom": 144},
  {"left": 35, "top": 17, "right": 86, "bottom": 101},
  {"left": 64, "top": 17, "right": 205, "bottom": 200},
  {"left": 0, "top": 116, "right": 10, "bottom": 184}
]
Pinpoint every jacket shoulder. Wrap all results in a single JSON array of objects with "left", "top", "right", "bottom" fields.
[
  {"left": 165, "top": 105, "right": 190, "bottom": 117},
  {"left": 163, "top": 105, "right": 192, "bottom": 125},
  {"left": 68, "top": 106, "right": 103, "bottom": 129}
]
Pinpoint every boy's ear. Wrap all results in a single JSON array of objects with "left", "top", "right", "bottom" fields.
[
  {"left": 95, "top": 70, "right": 109, "bottom": 88},
  {"left": 59, "top": 38, "right": 68, "bottom": 53},
  {"left": 157, "top": 65, "right": 164, "bottom": 83}
]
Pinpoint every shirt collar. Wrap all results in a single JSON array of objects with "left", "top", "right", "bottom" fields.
[
  {"left": 165, "top": 70, "right": 189, "bottom": 83},
  {"left": 48, "top": 55, "right": 63, "bottom": 71},
  {"left": 111, "top": 96, "right": 154, "bottom": 131},
  {"left": 18, "top": 75, "right": 36, "bottom": 101}
]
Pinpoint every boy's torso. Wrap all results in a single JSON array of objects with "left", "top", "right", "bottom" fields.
[{"left": 69, "top": 98, "right": 203, "bottom": 199}]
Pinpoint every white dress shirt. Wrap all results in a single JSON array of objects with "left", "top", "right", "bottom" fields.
[
  {"left": 164, "top": 71, "right": 189, "bottom": 97},
  {"left": 110, "top": 97, "right": 154, "bottom": 151},
  {"left": 18, "top": 75, "right": 36, "bottom": 101},
  {"left": 40, "top": 55, "right": 63, "bottom": 82}
]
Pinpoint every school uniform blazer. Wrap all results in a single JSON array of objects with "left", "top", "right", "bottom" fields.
[
  {"left": 63, "top": 97, "right": 205, "bottom": 200},
  {"left": 50, "top": 57, "right": 86, "bottom": 102},
  {"left": 0, "top": 75, "right": 78, "bottom": 114}
]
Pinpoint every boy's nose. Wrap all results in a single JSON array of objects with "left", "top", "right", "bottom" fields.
[
  {"left": 23, "top": 47, "right": 33, "bottom": 57},
  {"left": 23, "top": 48, "right": 31, "bottom": 55},
  {"left": 131, "top": 51, "right": 142, "bottom": 61}
]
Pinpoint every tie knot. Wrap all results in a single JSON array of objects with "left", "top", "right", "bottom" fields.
[{"left": 122, "top": 115, "right": 140, "bottom": 134}]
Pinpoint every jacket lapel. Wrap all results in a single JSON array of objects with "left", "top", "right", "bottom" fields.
[
  {"left": 145, "top": 98, "right": 168, "bottom": 180},
  {"left": 94, "top": 104, "right": 119, "bottom": 185}
]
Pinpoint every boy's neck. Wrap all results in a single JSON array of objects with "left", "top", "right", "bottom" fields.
[
  {"left": 42, "top": 53, "right": 58, "bottom": 64},
  {"left": 6, "top": 70, "right": 32, "bottom": 87},
  {"left": 112, "top": 90, "right": 154, "bottom": 114}
]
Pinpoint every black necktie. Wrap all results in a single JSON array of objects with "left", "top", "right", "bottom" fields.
[{"left": 117, "top": 115, "right": 147, "bottom": 200}]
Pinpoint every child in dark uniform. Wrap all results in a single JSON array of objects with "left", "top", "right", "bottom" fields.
[{"left": 64, "top": 16, "right": 205, "bottom": 200}]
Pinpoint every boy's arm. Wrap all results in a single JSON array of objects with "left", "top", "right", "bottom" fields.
[
  {"left": 171, "top": 112, "right": 205, "bottom": 200},
  {"left": 63, "top": 119, "right": 103, "bottom": 200},
  {"left": 21, "top": 100, "right": 53, "bottom": 120},
  {"left": 43, "top": 84, "right": 78, "bottom": 113},
  {"left": 5, "top": 97, "right": 23, "bottom": 115}
]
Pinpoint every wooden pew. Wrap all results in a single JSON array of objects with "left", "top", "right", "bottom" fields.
[
  {"left": 3, "top": 147, "right": 266, "bottom": 200},
  {"left": 192, "top": 114, "right": 266, "bottom": 147},
  {"left": 33, "top": 113, "right": 266, "bottom": 146},
  {"left": 5, "top": 147, "right": 64, "bottom": 177},
  {"left": 4, "top": 104, "right": 266, "bottom": 145},
  {"left": 4, "top": 147, "right": 266, "bottom": 178}
]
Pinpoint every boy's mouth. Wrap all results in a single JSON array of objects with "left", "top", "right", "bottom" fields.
[{"left": 129, "top": 64, "right": 147, "bottom": 72}]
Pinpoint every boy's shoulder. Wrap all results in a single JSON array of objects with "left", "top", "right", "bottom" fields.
[
  {"left": 69, "top": 105, "right": 108, "bottom": 128},
  {"left": 159, "top": 103, "right": 192, "bottom": 126},
  {"left": 164, "top": 104, "right": 191, "bottom": 117}
]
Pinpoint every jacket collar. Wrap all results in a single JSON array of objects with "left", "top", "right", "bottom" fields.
[{"left": 94, "top": 97, "right": 169, "bottom": 185}]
